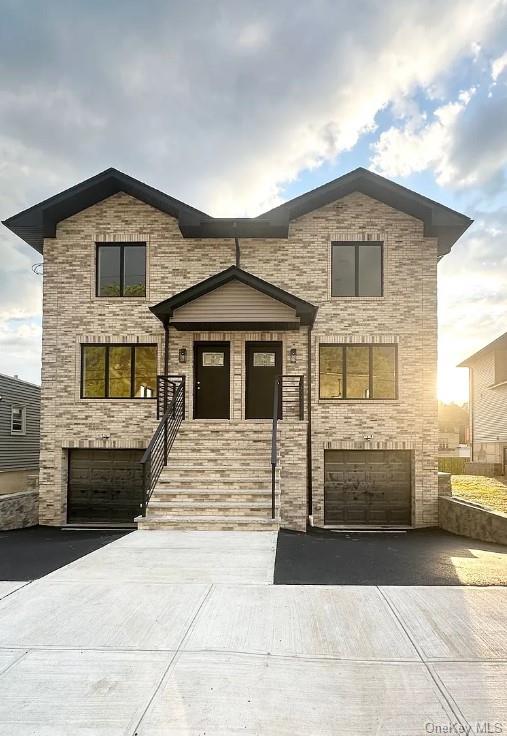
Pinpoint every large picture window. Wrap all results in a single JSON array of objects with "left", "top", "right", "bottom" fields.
[
  {"left": 96, "top": 243, "right": 146, "bottom": 297},
  {"left": 331, "top": 242, "right": 383, "bottom": 297},
  {"left": 319, "top": 343, "right": 397, "bottom": 399},
  {"left": 81, "top": 344, "right": 157, "bottom": 398}
]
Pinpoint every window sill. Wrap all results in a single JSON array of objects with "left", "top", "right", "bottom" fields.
[
  {"left": 79, "top": 398, "right": 157, "bottom": 402},
  {"left": 93, "top": 296, "right": 149, "bottom": 302},
  {"left": 318, "top": 399, "right": 400, "bottom": 405},
  {"left": 328, "top": 296, "right": 385, "bottom": 302}
]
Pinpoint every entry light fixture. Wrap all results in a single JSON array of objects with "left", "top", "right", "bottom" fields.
[
  {"left": 179, "top": 348, "right": 187, "bottom": 364},
  {"left": 289, "top": 348, "right": 297, "bottom": 364}
]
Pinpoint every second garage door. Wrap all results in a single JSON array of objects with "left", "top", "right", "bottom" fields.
[
  {"left": 324, "top": 449, "right": 412, "bottom": 526},
  {"left": 67, "top": 449, "right": 144, "bottom": 524}
]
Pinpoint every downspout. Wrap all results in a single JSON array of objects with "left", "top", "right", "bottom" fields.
[
  {"left": 235, "top": 236, "right": 240, "bottom": 267},
  {"left": 307, "top": 323, "right": 313, "bottom": 525},
  {"left": 163, "top": 321, "right": 169, "bottom": 412},
  {"left": 469, "top": 366, "right": 474, "bottom": 463}
]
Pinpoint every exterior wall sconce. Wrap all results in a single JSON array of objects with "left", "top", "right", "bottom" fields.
[
  {"left": 289, "top": 348, "right": 297, "bottom": 364},
  {"left": 179, "top": 348, "right": 187, "bottom": 364}
]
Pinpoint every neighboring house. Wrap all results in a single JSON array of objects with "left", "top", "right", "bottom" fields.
[
  {"left": 459, "top": 331, "right": 507, "bottom": 469},
  {"left": 438, "top": 430, "right": 460, "bottom": 454},
  {"left": 0, "top": 373, "right": 40, "bottom": 493},
  {"left": 3, "top": 167, "right": 472, "bottom": 530}
]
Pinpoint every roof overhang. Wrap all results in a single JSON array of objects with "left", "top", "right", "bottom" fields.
[
  {"left": 458, "top": 330, "right": 507, "bottom": 367},
  {"left": 150, "top": 266, "right": 318, "bottom": 329},
  {"left": 3, "top": 166, "right": 473, "bottom": 259},
  {"left": 2, "top": 168, "right": 211, "bottom": 254},
  {"left": 258, "top": 167, "right": 473, "bottom": 259}
]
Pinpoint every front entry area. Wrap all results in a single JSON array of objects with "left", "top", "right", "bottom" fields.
[
  {"left": 324, "top": 449, "right": 412, "bottom": 526},
  {"left": 245, "top": 341, "right": 282, "bottom": 419},
  {"left": 194, "top": 342, "right": 230, "bottom": 419}
]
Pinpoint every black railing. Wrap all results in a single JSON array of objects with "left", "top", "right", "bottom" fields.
[
  {"left": 157, "top": 374, "right": 186, "bottom": 419},
  {"left": 140, "top": 378, "right": 185, "bottom": 515},
  {"left": 271, "top": 374, "right": 305, "bottom": 519}
]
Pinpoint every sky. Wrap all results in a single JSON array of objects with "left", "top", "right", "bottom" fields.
[{"left": 1, "top": 0, "right": 507, "bottom": 402}]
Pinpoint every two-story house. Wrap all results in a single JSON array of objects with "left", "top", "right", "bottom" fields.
[
  {"left": 3, "top": 167, "right": 472, "bottom": 531},
  {"left": 459, "top": 331, "right": 507, "bottom": 471}
]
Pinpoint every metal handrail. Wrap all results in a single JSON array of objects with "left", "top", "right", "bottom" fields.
[
  {"left": 270, "top": 374, "right": 305, "bottom": 520},
  {"left": 140, "top": 378, "right": 185, "bottom": 515}
]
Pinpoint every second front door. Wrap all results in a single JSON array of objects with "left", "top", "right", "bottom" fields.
[
  {"left": 194, "top": 342, "right": 230, "bottom": 419},
  {"left": 245, "top": 341, "right": 282, "bottom": 419}
]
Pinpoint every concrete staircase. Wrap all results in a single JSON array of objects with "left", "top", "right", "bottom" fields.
[{"left": 137, "top": 421, "right": 280, "bottom": 530}]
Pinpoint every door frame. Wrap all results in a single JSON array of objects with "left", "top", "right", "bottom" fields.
[
  {"left": 193, "top": 340, "right": 231, "bottom": 419},
  {"left": 245, "top": 340, "right": 283, "bottom": 420}
]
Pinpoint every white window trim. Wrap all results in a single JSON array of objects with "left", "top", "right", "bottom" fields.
[{"left": 11, "top": 406, "right": 26, "bottom": 435}]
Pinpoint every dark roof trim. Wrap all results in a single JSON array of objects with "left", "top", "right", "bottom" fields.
[
  {"left": 258, "top": 167, "right": 473, "bottom": 259},
  {"left": 178, "top": 213, "right": 289, "bottom": 239},
  {"left": 458, "top": 331, "right": 507, "bottom": 367},
  {"left": 3, "top": 166, "right": 473, "bottom": 258},
  {"left": 150, "top": 265, "right": 318, "bottom": 325},
  {"left": 170, "top": 321, "right": 301, "bottom": 331},
  {"left": 2, "top": 168, "right": 211, "bottom": 254}
]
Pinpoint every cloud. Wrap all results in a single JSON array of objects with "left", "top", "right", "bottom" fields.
[
  {"left": 0, "top": 0, "right": 506, "bottom": 388},
  {"left": 491, "top": 49, "right": 507, "bottom": 80},
  {"left": 370, "top": 89, "right": 475, "bottom": 181},
  {"left": 0, "top": 0, "right": 503, "bottom": 216},
  {"left": 438, "top": 205, "right": 507, "bottom": 401}
]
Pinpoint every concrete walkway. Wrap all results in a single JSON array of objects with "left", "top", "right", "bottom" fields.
[{"left": 0, "top": 530, "right": 505, "bottom": 734}]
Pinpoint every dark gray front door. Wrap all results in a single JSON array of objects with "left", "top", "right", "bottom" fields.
[
  {"left": 245, "top": 341, "right": 282, "bottom": 419},
  {"left": 67, "top": 449, "right": 144, "bottom": 523},
  {"left": 324, "top": 449, "right": 412, "bottom": 525},
  {"left": 194, "top": 342, "right": 230, "bottom": 419}
]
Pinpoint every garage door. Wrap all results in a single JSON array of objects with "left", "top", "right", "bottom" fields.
[
  {"left": 67, "top": 449, "right": 144, "bottom": 523},
  {"left": 324, "top": 450, "right": 411, "bottom": 526}
]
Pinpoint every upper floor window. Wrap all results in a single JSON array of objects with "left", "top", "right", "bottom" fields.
[
  {"left": 81, "top": 344, "right": 157, "bottom": 398},
  {"left": 11, "top": 406, "right": 26, "bottom": 434},
  {"left": 96, "top": 243, "right": 146, "bottom": 297},
  {"left": 331, "top": 242, "right": 383, "bottom": 297},
  {"left": 319, "top": 343, "right": 397, "bottom": 399}
]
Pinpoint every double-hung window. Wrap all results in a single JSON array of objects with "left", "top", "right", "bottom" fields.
[
  {"left": 96, "top": 243, "right": 146, "bottom": 297},
  {"left": 81, "top": 345, "right": 157, "bottom": 398},
  {"left": 331, "top": 241, "right": 383, "bottom": 297},
  {"left": 319, "top": 344, "right": 397, "bottom": 399},
  {"left": 11, "top": 406, "right": 26, "bottom": 434}
]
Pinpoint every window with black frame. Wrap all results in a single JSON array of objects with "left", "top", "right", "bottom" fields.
[
  {"left": 319, "top": 343, "right": 397, "bottom": 399},
  {"left": 81, "top": 344, "right": 157, "bottom": 398},
  {"left": 96, "top": 243, "right": 146, "bottom": 297},
  {"left": 331, "top": 241, "right": 383, "bottom": 297}
]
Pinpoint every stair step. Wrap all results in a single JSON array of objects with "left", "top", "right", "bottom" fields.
[
  {"left": 136, "top": 514, "right": 279, "bottom": 531},
  {"left": 151, "top": 488, "right": 277, "bottom": 499},
  {"left": 161, "top": 465, "right": 272, "bottom": 474},
  {"left": 155, "top": 473, "right": 271, "bottom": 491}
]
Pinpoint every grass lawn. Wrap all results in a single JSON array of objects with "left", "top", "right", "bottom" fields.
[{"left": 451, "top": 475, "right": 507, "bottom": 514}]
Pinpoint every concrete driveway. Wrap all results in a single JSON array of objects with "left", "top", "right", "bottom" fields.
[{"left": 0, "top": 530, "right": 505, "bottom": 734}]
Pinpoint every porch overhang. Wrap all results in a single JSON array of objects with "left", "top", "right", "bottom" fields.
[{"left": 150, "top": 266, "right": 318, "bottom": 329}]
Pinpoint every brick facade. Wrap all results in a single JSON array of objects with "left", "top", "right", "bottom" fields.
[{"left": 39, "top": 190, "right": 438, "bottom": 528}]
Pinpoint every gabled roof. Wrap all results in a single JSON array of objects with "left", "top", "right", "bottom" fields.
[
  {"left": 458, "top": 331, "right": 507, "bottom": 367},
  {"left": 3, "top": 166, "right": 473, "bottom": 257},
  {"left": 259, "top": 167, "right": 473, "bottom": 259},
  {"left": 2, "top": 167, "right": 211, "bottom": 254},
  {"left": 150, "top": 265, "right": 318, "bottom": 325}
]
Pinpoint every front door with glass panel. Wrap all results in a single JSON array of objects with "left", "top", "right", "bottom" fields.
[
  {"left": 194, "top": 342, "right": 230, "bottom": 419},
  {"left": 245, "top": 341, "right": 282, "bottom": 419}
]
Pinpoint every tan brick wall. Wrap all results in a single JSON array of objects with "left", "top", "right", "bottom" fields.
[{"left": 39, "top": 190, "right": 438, "bottom": 528}]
